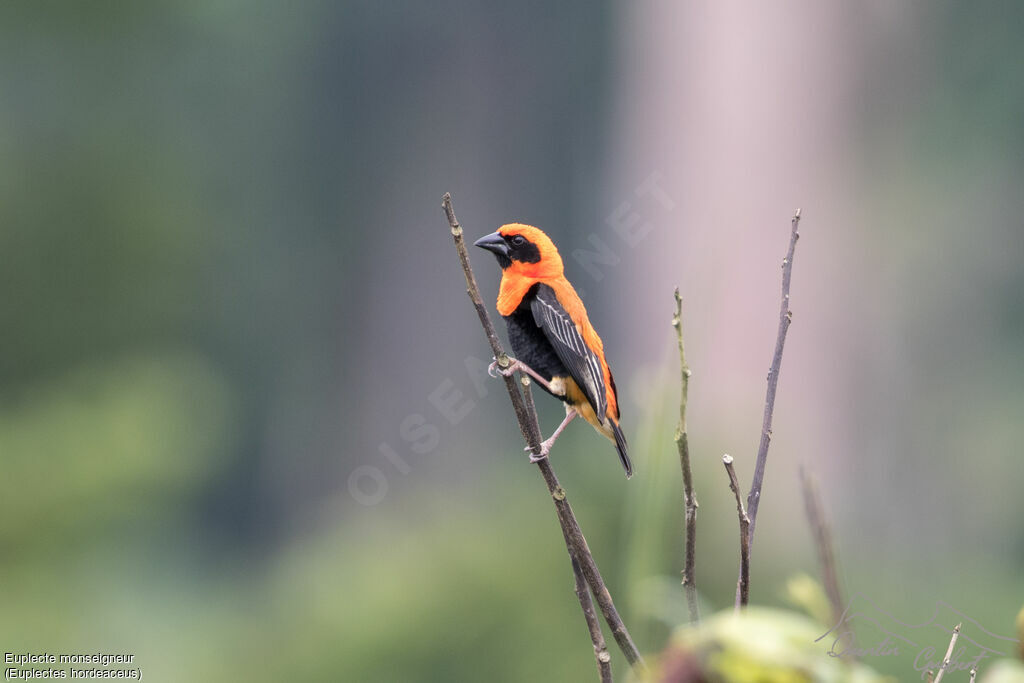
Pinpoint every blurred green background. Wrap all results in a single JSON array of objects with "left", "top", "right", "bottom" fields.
[{"left": 2, "top": 2, "right": 1022, "bottom": 681}]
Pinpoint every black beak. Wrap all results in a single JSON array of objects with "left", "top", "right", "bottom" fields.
[{"left": 473, "top": 231, "right": 509, "bottom": 258}]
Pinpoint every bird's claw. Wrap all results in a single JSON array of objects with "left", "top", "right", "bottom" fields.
[
  {"left": 526, "top": 440, "right": 552, "bottom": 463},
  {"left": 487, "top": 357, "right": 517, "bottom": 378}
]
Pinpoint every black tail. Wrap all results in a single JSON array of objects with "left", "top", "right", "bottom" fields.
[{"left": 611, "top": 421, "right": 632, "bottom": 479}]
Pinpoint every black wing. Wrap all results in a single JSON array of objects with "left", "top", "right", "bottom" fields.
[{"left": 530, "top": 284, "right": 607, "bottom": 419}]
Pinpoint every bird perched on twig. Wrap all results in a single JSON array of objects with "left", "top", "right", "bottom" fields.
[{"left": 474, "top": 224, "right": 632, "bottom": 478}]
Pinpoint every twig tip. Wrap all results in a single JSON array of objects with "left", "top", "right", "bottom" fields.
[
  {"left": 442, "top": 192, "right": 461, "bottom": 235},
  {"left": 722, "top": 454, "right": 734, "bottom": 465}
]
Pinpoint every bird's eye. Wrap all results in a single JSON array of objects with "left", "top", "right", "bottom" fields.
[{"left": 511, "top": 235, "right": 526, "bottom": 247}]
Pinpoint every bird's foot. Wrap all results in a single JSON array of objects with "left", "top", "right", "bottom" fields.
[
  {"left": 488, "top": 357, "right": 557, "bottom": 393},
  {"left": 487, "top": 357, "right": 519, "bottom": 378},
  {"left": 525, "top": 438, "right": 553, "bottom": 463}
]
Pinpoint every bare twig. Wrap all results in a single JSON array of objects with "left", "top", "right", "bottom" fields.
[
  {"left": 518, "top": 375, "right": 545, "bottom": 448},
  {"left": 969, "top": 668, "right": 977, "bottom": 683},
  {"left": 543, "top": 376, "right": 612, "bottom": 682},
  {"left": 746, "top": 208, "right": 801, "bottom": 536},
  {"left": 722, "top": 454, "right": 750, "bottom": 609},
  {"left": 799, "top": 467, "right": 844, "bottom": 628},
  {"left": 672, "top": 288, "right": 700, "bottom": 624},
  {"left": 926, "top": 671, "right": 934, "bottom": 683},
  {"left": 444, "top": 196, "right": 541, "bottom": 448},
  {"left": 442, "top": 192, "right": 646, "bottom": 675},
  {"left": 737, "top": 209, "right": 801, "bottom": 603},
  {"left": 932, "top": 622, "right": 962, "bottom": 683},
  {"left": 745, "top": 209, "right": 801, "bottom": 534},
  {"left": 570, "top": 554, "right": 613, "bottom": 683}
]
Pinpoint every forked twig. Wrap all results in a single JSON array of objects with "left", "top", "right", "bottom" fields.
[
  {"left": 541, "top": 376, "right": 612, "bottom": 682},
  {"left": 673, "top": 289, "right": 700, "bottom": 623},
  {"left": 736, "top": 209, "right": 802, "bottom": 603},
  {"left": 570, "top": 554, "right": 613, "bottom": 683},
  {"left": 442, "top": 192, "right": 645, "bottom": 676},
  {"left": 722, "top": 454, "right": 750, "bottom": 609}
]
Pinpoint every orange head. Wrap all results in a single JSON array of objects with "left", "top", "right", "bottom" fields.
[{"left": 473, "top": 223, "right": 564, "bottom": 280}]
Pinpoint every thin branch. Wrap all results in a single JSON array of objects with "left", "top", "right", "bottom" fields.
[
  {"left": 745, "top": 209, "right": 801, "bottom": 534},
  {"left": 570, "top": 553, "right": 613, "bottom": 683},
  {"left": 672, "top": 288, "right": 700, "bottom": 624},
  {"left": 932, "top": 622, "right": 961, "bottom": 683},
  {"left": 539, "top": 375, "right": 612, "bottom": 681},
  {"left": 722, "top": 454, "right": 750, "bottom": 609},
  {"left": 799, "top": 467, "right": 844, "bottom": 628},
  {"left": 442, "top": 192, "right": 646, "bottom": 675},
  {"left": 518, "top": 374, "right": 545, "bottom": 449},
  {"left": 969, "top": 668, "right": 977, "bottom": 683},
  {"left": 738, "top": 209, "right": 801, "bottom": 603},
  {"left": 444, "top": 196, "right": 541, "bottom": 448}
]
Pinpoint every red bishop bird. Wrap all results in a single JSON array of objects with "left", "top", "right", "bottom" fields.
[{"left": 474, "top": 224, "right": 632, "bottom": 478}]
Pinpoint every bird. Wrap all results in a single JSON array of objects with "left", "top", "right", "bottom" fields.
[{"left": 474, "top": 223, "right": 632, "bottom": 478}]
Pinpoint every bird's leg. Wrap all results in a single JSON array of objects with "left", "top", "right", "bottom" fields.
[
  {"left": 527, "top": 409, "right": 577, "bottom": 463},
  {"left": 488, "top": 357, "right": 556, "bottom": 394}
]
